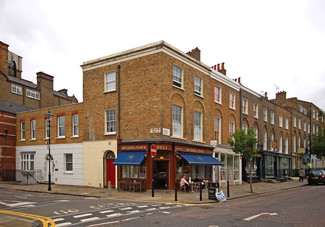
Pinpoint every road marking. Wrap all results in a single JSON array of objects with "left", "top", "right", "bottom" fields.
[
  {"left": 0, "top": 201, "right": 36, "bottom": 207},
  {"left": 161, "top": 211, "right": 171, "bottom": 213},
  {"left": 128, "top": 210, "right": 140, "bottom": 214},
  {"left": 99, "top": 209, "right": 114, "bottom": 214},
  {"left": 159, "top": 206, "right": 171, "bottom": 210},
  {"left": 244, "top": 212, "right": 278, "bottom": 221},
  {"left": 56, "top": 222, "right": 72, "bottom": 227},
  {"left": 53, "top": 218, "right": 64, "bottom": 222},
  {"left": 73, "top": 213, "right": 92, "bottom": 218},
  {"left": 137, "top": 205, "right": 148, "bottom": 208},
  {"left": 106, "top": 213, "right": 122, "bottom": 218},
  {"left": 146, "top": 208, "right": 157, "bottom": 211},
  {"left": 0, "top": 210, "right": 55, "bottom": 227},
  {"left": 81, "top": 217, "right": 100, "bottom": 222},
  {"left": 120, "top": 207, "right": 132, "bottom": 210}
]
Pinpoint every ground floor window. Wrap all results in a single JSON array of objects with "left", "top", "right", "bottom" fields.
[
  {"left": 65, "top": 153, "right": 73, "bottom": 172},
  {"left": 280, "top": 157, "right": 290, "bottom": 177},
  {"left": 265, "top": 155, "right": 274, "bottom": 178},
  {"left": 122, "top": 164, "right": 146, "bottom": 179},
  {"left": 215, "top": 152, "right": 241, "bottom": 183},
  {"left": 176, "top": 157, "right": 211, "bottom": 181},
  {"left": 21, "top": 153, "right": 34, "bottom": 171}
]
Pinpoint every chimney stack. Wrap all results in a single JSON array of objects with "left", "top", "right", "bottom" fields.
[
  {"left": 218, "top": 62, "right": 226, "bottom": 75},
  {"left": 186, "top": 47, "right": 201, "bottom": 61}
]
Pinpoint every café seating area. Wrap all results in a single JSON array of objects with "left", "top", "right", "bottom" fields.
[{"left": 118, "top": 179, "right": 146, "bottom": 192}]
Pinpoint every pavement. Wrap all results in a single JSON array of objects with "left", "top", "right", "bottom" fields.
[{"left": 0, "top": 178, "right": 307, "bottom": 226}]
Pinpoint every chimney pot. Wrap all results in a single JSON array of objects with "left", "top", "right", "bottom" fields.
[{"left": 217, "top": 63, "right": 220, "bottom": 71}]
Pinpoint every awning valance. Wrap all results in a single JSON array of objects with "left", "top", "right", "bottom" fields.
[
  {"left": 113, "top": 150, "right": 146, "bottom": 166},
  {"left": 178, "top": 152, "right": 223, "bottom": 166}
]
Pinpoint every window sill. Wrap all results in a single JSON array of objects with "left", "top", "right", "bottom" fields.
[
  {"left": 19, "top": 139, "right": 26, "bottom": 142},
  {"left": 170, "top": 136, "right": 187, "bottom": 140},
  {"left": 243, "top": 112, "right": 248, "bottom": 116},
  {"left": 63, "top": 171, "right": 73, "bottom": 174},
  {"left": 194, "top": 93, "right": 204, "bottom": 99},
  {"left": 70, "top": 135, "right": 79, "bottom": 138},
  {"left": 192, "top": 140, "right": 206, "bottom": 144},
  {"left": 56, "top": 136, "right": 66, "bottom": 139},
  {"left": 254, "top": 116, "right": 259, "bottom": 119},
  {"left": 29, "top": 138, "right": 36, "bottom": 141},
  {"left": 229, "top": 107, "right": 236, "bottom": 111},
  {"left": 173, "top": 85, "right": 184, "bottom": 91},
  {"left": 214, "top": 101, "right": 222, "bottom": 105},
  {"left": 103, "top": 89, "right": 116, "bottom": 94},
  {"left": 104, "top": 132, "right": 116, "bottom": 136}
]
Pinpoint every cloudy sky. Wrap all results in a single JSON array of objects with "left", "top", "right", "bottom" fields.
[{"left": 1, "top": 0, "right": 324, "bottom": 109}]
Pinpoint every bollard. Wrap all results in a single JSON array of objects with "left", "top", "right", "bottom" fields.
[
  {"left": 227, "top": 180, "right": 230, "bottom": 197},
  {"left": 108, "top": 181, "right": 112, "bottom": 196},
  {"left": 199, "top": 183, "right": 202, "bottom": 201},
  {"left": 152, "top": 179, "right": 154, "bottom": 197},
  {"left": 175, "top": 181, "right": 177, "bottom": 201},
  {"left": 26, "top": 171, "right": 29, "bottom": 184}
]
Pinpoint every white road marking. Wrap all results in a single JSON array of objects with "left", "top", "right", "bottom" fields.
[
  {"left": 106, "top": 213, "right": 122, "bottom": 218},
  {"left": 128, "top": 210, "right": 140, "bottom": 214},
  {"left": 120, "top": 207, "right": 132, "bottom": 210},
  {"left": 159, "top": 206, "right": 171, "bottom": 210},
  {"left": 99, "top": 209, "right": 114, "bottom": 214},
  {"left": 161, "top": 211, "right": 171, "bottom": 214},
  {"left": 146, "top": 208, "right": 157, "bottom": 211},
  {"left": 73, "top": 213, "right": 93, "bottom": 218},
  {"left": 124, "top": 217, "right": 140, "bottom": 221},
  {"left": 0, "top": 201, "right": 36, "bottom": 207},
  {"left": 244, "top": 212, "right": 278, "bottom": 221},
  {"left": 56, "top": 222, "right": 72, "bottom": 227},
  {"left": 52, "top": 218, "right": 64, "bottom": 222},
  {"left": 137, "top": 205, "right": 148, "bottom": 208},
  {"left": 81, "top": 217, "right": 100, "bottom": 222}
]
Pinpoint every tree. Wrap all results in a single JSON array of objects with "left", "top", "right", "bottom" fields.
[
  {"left": 228, "top": 128, "right": 258, "bottom": 193},
  {"left": 311, "top": 128, "right": 325, "bottom": 160}
]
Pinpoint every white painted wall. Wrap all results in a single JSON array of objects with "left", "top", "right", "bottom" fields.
[{"left": 16, "top": 143, "right": 83, "bottom": 186}]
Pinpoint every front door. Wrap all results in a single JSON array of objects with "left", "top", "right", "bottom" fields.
[
  {"left": 106, "top": 159, "right": 115, "bottom": 187},
  {"left": 153, "top": 160, "right": 168, "bottom": 189}
]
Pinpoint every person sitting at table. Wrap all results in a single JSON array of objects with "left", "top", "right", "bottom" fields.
[{"left": 180, "top": 175, "right": 189, "bottom": 192}]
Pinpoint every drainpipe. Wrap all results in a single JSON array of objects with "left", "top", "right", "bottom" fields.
[
  {"left": 239, "top": 88, "right": 242, "bottom": 128},
  {"left": 117, "top": 64, "right": 121, "bottom": 139}
]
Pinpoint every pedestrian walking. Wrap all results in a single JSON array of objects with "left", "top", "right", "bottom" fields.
[{"left": 299, "top": 168, "right": 305, "bottom": 182}]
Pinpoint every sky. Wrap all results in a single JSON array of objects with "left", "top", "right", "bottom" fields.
[{"left": 1, "top": 0, "right": 324, "bottom": 109}]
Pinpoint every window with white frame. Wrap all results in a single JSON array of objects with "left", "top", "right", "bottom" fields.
[
  {"left": 285, "top": 137, "right": 289, "bottom": 154},
  {"left": 263, "top": 108, "right": 268, "bottom": 122},
  {"left": 242, "top": 99, "right": 248, "bottom": 115},
  {"left": 57, "top": 116, "right": 65, "bottom": 138},
  {"left": 214, "top": 117, "right": 221, "bottom": 144},
  {"left": 313, "top": 124, "right": 315, "bottom": 134},
  {"left": 263, "top": 131, "right": 267, "bottom": 150},
  {"left": 253, "top": 104, "right": 259, "bottom": 118},
  {"left": 304, "top": 137, "right": 306, "bottom": 148},
  {"left": 308, "top": 124, "right": 310, "bottom": 133},
  {"left": 229, "top": 92, "right": 235, "bottom": 109},
  {"left": 65, "top": 153, "right": 73, "bottom": 172},
  {"left": 298, "top": 118, "right": 301, "bottom": 129},
  {"left": 312, "top": 109, "right": 315, "bottom": 119},
  {"left": 173, "top": 65, "right": 183, "bottom": 88},
  {"left": 45, "top": 119, "right": 50, "bottom": 138},
  {"left": 21, "top": 153, "right": 34, "bottom": 170},
  {"left": 304, "top": 121, "right": 306, "bottom": 132},
  {"left": 105, "top": 109, "right": 116, "bottom": 134},
  {"left": 105, "top": 71, "right": 116, "bottom": 92},
  {"left": 194, "top": 111, "right": 202, "bottom": 141},
  {"left": 26, "top": 89, "right": 40, "bottom": 100},
  {"left": 242, "top": 125, "right": 248, "bottom": 134},
  {"left": 271, "top": 111, "right": 275, "bottom": 125},
  {"left": 293, "top": 116, "right": 296, "bottom": 128},
  {"left": 279, "top": 135, "right": 283, "bottom": 153},
  {"left": 11, "top": 84, "right": 22, "bottom": 95},
  {"left": 285, "top": 118, "right": 289, "bottom": 129},
  {"left": 253, "top": 128, "right": 258, "bottom": 148},
  {"left": 316, "top": 125, "right": 319, "bottom": 135},
  {"left": 20, "top": 121, "right": 25, "bottom": 140},
  {"left": 31, "top": 119, "right": 36, "bottom": 139},
  {"left": 173, "top": 105, "right": 182, "bottom": 138},
  {"left": 194, "top": 76, "right": 202, "bottom": 96},
  {"left": 214, "top": 86, "right": 222, "bottom": 104},
  {"left": 298, "top": 136, "right": 301, "bottom": 148},
  {"left": 279, "top": 115, "right": 283, "bottom": 127},
  {"left": 229, "top": 121, "right": 235, "bottom": 136},
  {"left": 270, "top": 133, "right": 274, "bottom": 151},
  {"left": 72, "top": 114, "right": 79, "bottom": 137},
  {"left": 293, "top": 135, "right": 296, "bottom": 153}
]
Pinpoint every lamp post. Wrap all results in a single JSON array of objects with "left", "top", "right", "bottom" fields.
[{"left": 45, "top": 110, "right": 54, "bottom": 191}]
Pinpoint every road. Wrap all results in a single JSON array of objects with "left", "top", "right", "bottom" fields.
[{"left": 0, "top": 184, "right": 324, "bottom": 226}]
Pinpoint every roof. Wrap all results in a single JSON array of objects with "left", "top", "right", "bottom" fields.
[
  {"left": 8, "top": 76, "right": 38, "bottom": 89},
  {"left": 0, "top": 100, "right": 35, "bottom": 113}
]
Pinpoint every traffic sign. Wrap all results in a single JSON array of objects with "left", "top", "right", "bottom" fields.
[{"left": 151, "top": 144, "right": 157, "bottom": 158}]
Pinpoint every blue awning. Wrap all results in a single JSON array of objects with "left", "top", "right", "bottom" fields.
[
  {"left": 178, "top": 152, "right": 223, "bottom": 166},
  {"left": 113, "top": 150, "right": 146, "bottom": 166}
]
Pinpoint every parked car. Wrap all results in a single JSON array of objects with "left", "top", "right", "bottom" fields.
[{"left": 307, "top": 170, "right": 325, "bottom": 185}]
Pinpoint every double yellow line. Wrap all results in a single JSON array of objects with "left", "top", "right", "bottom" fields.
[{"left": 0, "top": 210, "right": 55, "bottom": 227}]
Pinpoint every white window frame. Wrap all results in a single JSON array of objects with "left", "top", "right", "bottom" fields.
[
  {"left": 253, "top": 104, "right": 259, "bottom": 118},
  {"left": 214, "top": 117, "right": 221, "bottom": 144},
  {"left": 270, "top": 133, "right": 274, "bottom": 151},
  {"left": 229, "top": 121, "right": 235, "bottom": 136},
  {"left": 263, "top": 131, "right": 267, "bottom": 150},
  {"left": 72, "top": 114, "right": 79, "bottom": 137},
  {"left": 242, "top": 99, "right": 248, "bottom": 115},
  {"left": 64, "top": 153, "right": 73, "bottom": 172},
  {"left": 21, "top": 153, "right": 34, "bottom": 171},
  {"left": 57, "top": 116, "right": 65, "bottom": 138},
  {"left": 298, "top": 118, "right": 301, "bottom": 129},
  {"left": 271, "top": 111, "right": 275, "bottom": 125},
  {"left": 26, "top": 89, "right": 40, "bottom": 100},
  {"left": 285, "top": 137, "right": 289, "bottom": 154},
  {"left": 298, "top": 136, "right": 301, "bottom": 148},
  {"left": 11, "top": 84, "right": 22, "bottom": 95},
  {"left": 263, "top": 108, "right": 268, "bottom": 122},
  {"left": 45, "top": 119, "right": 50, "bottom": 139},
  {"left": 293, "top": 135, "right": 296, "bottom": 153},
  {"left": 105, "top": 109, "right": 116, "bottom": 134},
  {"left": 104, "top": 71, "right": 116, "bottom": 92},
  {"left": 242, "top": 125, "right": 248, "bottom": 134},
  {"left": 214, "top": 86, "right": 222, "bottom": 104},
  {"left": 173, "top": 65, "right": 183, "bottom": 88},
  {"left": 194, "top": 111, "right": 202, "bottom": 141},
  {"left": 293, "top": 116, "right": 296, "bottom": 128},
  {"left": 30, "top": 119, "right": 36, "bottom": 140},
  {"left": 279, "top": 115, "right": 283, "bottom": 128},
  {"left": 304, "top": 121, "right": 306, "bottom": 132},
  {"left": 285, "top": 118, "right": 289, "bottom": 129},
  {"left": 194, "top": 75, "right": 202, "bottom": 96},
  {"left": 21, "top": 121, "right": 25, "bottom": 141},
  {"left": 229, "top": 92, "right": 235, "bottom": 110},
  {"left": 279, "top": 135, "right": 283, "bottom": 153},
  {"left": 172, "top": 105, "right": 183, "bottom": 138}
]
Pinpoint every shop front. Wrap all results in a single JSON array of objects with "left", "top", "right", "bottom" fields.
[{"left": 114, "top": 140, "right": 223, "bottom": 190}]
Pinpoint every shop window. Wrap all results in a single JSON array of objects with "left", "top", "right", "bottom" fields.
[{"left": 122, "top": 163, "right": 146, "bottom": 179}]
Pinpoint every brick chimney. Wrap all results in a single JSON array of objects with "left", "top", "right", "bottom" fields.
[
  {"left": 219, "top": 62, "right": 226, "bottom": 75},
  {"left": 0, "top": 41, "right": 9, "bottom": 76},
  {"left": 37, "top": 72, "right": 54, "bottom": 108},
  {"left": 186, "top": 47, "right": 201, "bottom": 61}
]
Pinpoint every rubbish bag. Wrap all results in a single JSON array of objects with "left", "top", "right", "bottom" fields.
[{"left": 215, "top": 189, "right": 227, "bottom": 202}]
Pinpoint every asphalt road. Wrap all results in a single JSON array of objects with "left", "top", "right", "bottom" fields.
[{"left": 0, "top": 184, "right": 324, "bottom": 226}]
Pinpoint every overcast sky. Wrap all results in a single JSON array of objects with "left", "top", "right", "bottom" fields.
[{"left": 1, "top": 0, "right": 324, "bottom": 109}]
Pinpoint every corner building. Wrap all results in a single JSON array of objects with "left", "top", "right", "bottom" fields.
[{"left": 81, "top": 41, "right": 240, "bottom": 190}]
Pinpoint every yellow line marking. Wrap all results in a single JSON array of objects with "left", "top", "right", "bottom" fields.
[{"left": 0, "top": 210, "right": 55, "bottom": 226}]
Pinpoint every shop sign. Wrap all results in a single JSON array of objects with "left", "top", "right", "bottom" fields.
[
  {"left": 120, "top": 145, "right": 147, "bottom": 150},
  {"left": 150, "top": 128, "right": 161, "bottom": 134},
  {"left": 156, "top": 144, "right": 172, "bottom": 151},
  {"left": 175, "top": 145, "right": 212, "bottom": 154}
]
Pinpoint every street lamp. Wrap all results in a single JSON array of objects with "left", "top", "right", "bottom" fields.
[{"left": 45, "top": 110, "right": 54, "bottom": 191}]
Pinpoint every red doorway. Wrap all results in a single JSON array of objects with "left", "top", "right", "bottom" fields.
[{"left": 105, "top": 151, "right": 116, "bottom": 187}]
